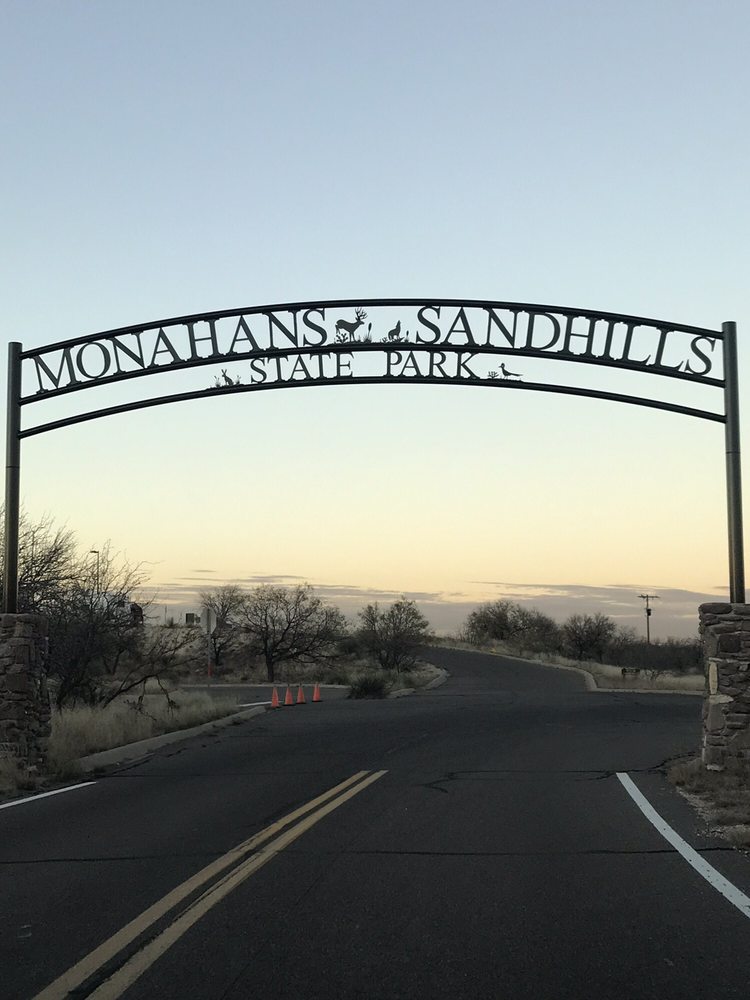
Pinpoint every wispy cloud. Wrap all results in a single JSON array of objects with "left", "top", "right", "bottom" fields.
[
  {"left": 235, "top": 574, "right": 307, "bottom": 583},
  {"left": 472, "top": 580, "right": 726, "bottom": 603},
  {"left": 175, "top": 577, "right": 222, "bottom": 583}
]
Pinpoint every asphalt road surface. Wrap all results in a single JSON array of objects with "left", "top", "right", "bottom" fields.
[{"left": 3, "top": 649, "right": 750, "bottom": 1000}]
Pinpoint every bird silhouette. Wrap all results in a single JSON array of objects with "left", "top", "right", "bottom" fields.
[{"left": 500, "top": 362, "right": 521, "bottom": 379}]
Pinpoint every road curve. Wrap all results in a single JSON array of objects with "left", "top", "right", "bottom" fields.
[{"left": 2, "top": 648, "right": 749, "bottom": 999}]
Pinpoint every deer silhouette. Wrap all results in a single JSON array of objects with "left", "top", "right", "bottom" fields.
[{"left": 335, "top": 307, "right": 368, "bottom": 341}]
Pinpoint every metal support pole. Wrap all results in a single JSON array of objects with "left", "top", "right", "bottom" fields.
[
  {"left": 723, "top": 321, "right": 745, "bottom": 603},
  {"left": 3, "top": 342, "right": 22, "bottom": 614}
]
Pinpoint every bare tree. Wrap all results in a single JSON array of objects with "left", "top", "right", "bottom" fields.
[
  {"left": 49, "top": 542, "right": 206, "bottom": 708},
  {"left": 0, "top": 509, "right": 77, "bottom": 614},
  {"left": 358, "top": 598, "right": 432, "bottom": 672},
  {"left": 46, "top": 542, "right": 153, "bottom": 706},
  {"left": 237, "top": 584, "right": 346, "bottom": 682},
  {"left": 199, "top": 584, "right": 245, "bottom": 668},
  {"left": 561, "top": 613, "right": 617, "bottom": 662}
]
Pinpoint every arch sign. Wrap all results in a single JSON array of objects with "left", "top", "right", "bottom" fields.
[{"left": 3, "top": 298, "right": 744, "bottom": 610}]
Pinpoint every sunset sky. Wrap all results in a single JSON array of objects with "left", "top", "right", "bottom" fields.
[{"left": 2, "top": 1, "right": 749, "bottom": 638}]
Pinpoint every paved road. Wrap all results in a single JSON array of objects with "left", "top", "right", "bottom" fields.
[{"left": 2, "top": 649, "right": 750, "bottom": 999}]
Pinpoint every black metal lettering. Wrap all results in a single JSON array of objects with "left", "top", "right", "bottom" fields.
[
  {"left": 400, "top": 351, "right": 423, "bottom": 377},
  {"left": 524, "top": 312, "right": 561, "bottom": 351},
  {"left": 76, "top": 342, "right": 111, "bottom": 380},
  {"left": 302, "top": 309, "right": 327, "bottom": 347},
  {"left": 266, "top": 311, "right": 299, "bottom": 349},
  {"left": 416, "top": 305, "right": 441, "bottom": 344},
  {"left": 289, "top": 355, "right": 313, "bottom": 380},
  {"left": 456, "top": 352, "right": 479, "bottom": 379},
  {"left": 428, "top": 351, "right": 449, "bottom": 377},
  {"left": 621, "top": 324, "right": 652, "bottom": 367},
  {"left": 597, "top": 320, "right": 618, "bottom": 361},
  {"left": 110, "top": 333, "right": 145, "bottom": 373},
  {"left": 149, "top": 328, "right": 182, "bottom": 367},
  {"left": 685, "top": 335, "right": 717, "bottom": 377},
  {"left": 336, "top": 353, "right": 354, "bottom": 378},
  {"left": 484, "top": 308, "right": 517, "bottom": 348},
  {"left": 652, "top": 328, "right": 683, "bottom": 372},
  {"left": 386, "top": 351, "right": 403, "bottom": 375},
  {"left": 249, "top": 357, "right": 267, "bottom": 383},
  {"left": 312, "top": 351, "right": 331, "bottom": 377},
  {"left": 443, "top": 307, "right": 477, "bottom": 346},
  {"left": 186, "top": 320, "right": 220, "bottom": 360},
  {"left": 32, "top": 348, "right": 79, "bottom": 393},
  {"left": 560, "top": 315, "right": 597, "bottom": 357},
  {"left": 228, "top": 316, "right": 262, "bottom": 354}
]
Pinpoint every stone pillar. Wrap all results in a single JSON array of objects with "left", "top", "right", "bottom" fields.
[
  {"left": 0, "top": 614, "right": 50, "bottom": 770},
  {"left": 699, "top": 603, "right": 750, "bottom": 771}
]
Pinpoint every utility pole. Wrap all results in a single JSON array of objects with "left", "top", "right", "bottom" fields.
[
  {"left": 639, "top": 593, "right": 660, "bottom": 644},
  {"left": 89, "top": 549, "right": 100, "bottom": 596}
]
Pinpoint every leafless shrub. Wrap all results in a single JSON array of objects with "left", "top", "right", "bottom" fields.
[{"left": 358, "top": 598, "right": 432, "bottom": 672}]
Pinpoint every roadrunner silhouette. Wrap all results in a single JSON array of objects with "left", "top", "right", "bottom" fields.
[{"left": 499, "top": 363, "right": 521, "bottom": 379}]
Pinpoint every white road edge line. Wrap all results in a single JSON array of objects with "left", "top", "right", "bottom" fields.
[
  {"left": 616, "top": 771, "right": 750, "bottom": 920},
  {"left": 0, "top": 781, "right": 96, "bottom": 811}
]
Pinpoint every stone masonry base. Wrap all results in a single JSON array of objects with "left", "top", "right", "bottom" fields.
[
  {"left": 0, "top": 613, "right": 50, "bottom": 770},
  {"left": 700, "top": 602, "right": 750, "bottom": 771}
]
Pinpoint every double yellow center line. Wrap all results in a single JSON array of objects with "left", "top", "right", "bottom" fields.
[{"left": 35, "top": 769, "right": 387, "bottom": 1000}]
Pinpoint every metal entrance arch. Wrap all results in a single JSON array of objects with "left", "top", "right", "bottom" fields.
[{"left": 3, "top": 298, "right": 744, "bottom": 610}]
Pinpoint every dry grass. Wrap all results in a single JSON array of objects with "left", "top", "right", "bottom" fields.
[
  {"left": 669, "top": 756, "right": 750, "bottom": 848},
  {"left": 394, "top": 662, "right": 443, "bottom": 689},
  {"left": 723, "top": 824, "right": 750, "bottom": 846},
  {"left": 47, "top": 692, "right": 240, "bottom": 774},
  {"left": 0, "top": 758, "right": 39, "bottom": 795},
  {"left": 525, "top": 649, "right": 703, "bottom": 691}
]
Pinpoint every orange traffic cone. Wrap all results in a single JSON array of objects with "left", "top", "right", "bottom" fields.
[
  {"left": 284, "top": 685, "right": 294, "bottom": 707},
  {"left": 312, "top": 682, "right": 322, "bottom": 703},
  {"left": 270, "top": 687, "right": 280, "bottom": 709},
  {"left": 296, "top": 684, "right": 306, "bottom": 705}
]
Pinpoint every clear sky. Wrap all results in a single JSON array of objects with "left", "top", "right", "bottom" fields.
[{"left": 2, "top": 0, "right": 749, "bottom": 638}]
